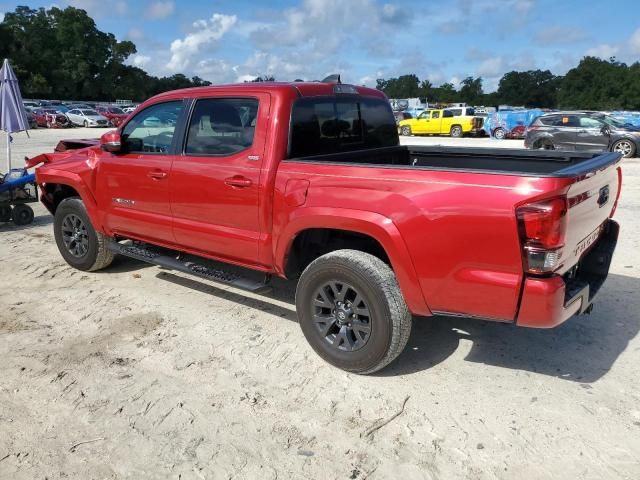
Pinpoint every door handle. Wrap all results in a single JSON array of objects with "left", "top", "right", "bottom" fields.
[
  {"left": 224, "top": 176, "right": 252, "bottom": 188},
  {"left": 148, "top": 170, "right": 167, "bottom": 180}
]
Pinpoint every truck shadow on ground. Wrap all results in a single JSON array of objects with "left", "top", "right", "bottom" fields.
[
  {"left": 0, "top": 213, "right": 52, "bottom": 232},
  {"left": 379, "top": 273, "right": 639, "bottom": 382},
  {"left": 110, "top": 255, "right": 638, "bottom": 383}
]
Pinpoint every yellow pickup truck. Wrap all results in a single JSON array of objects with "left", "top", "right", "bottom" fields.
[{"left": 398, "top": 108, "right": 484, "bottom": 137}]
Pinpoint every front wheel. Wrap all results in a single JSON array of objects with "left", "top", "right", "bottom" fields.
[
  {"left": 450, "top": 125, "right": 462, "bottom": 137},
  {"left": 54, "top": 197, "right": 114, "bottom": 271},
  {"left": 401, "top": 125, "right": 412, "bottom": 136},
  {"left": 83, "top": 120, "right": 89, "bottom": 128},
  {"left": 296, "top": 250, "right": 412, "bottom": 374},
  {"left": 612, "top": 139, "right": 636, "bottom": 158},
  {"left": 493, "top": 127, "right": 506, "bottom": 140}
]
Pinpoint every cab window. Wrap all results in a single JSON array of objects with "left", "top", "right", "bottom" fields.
[
  {"left": 432, "top": 111, "right": 441, "bottom": 119},
  {"left": 579, "top": 117, "right": 604, "bottom": 128},
  {"left": 121, "top": 101, "right": 183, "bottom": 154},
  {"left": 418, "top": 111, "right": 430, "bottom": 120},
  {"left": 185, "top": 98, "right": 259, "bottom": 156}
]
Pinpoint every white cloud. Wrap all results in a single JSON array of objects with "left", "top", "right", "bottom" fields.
[
  {"left": 131, "top": 54, "right": 151, "bottom": 68},
  {"left": 0, "top": 12, "right": 4, "bottom": 23},
  {"left": 586, "top": 44, "right": 619, "bottom": 59},
  {"left": 167, "top": 13, "right": 237, "bottom": 71},
  {"left": 535, "top": 26, "right": 588, "bottom": 46},
  {"left": 146, "top": 1, "right": 174, "bottom": 20},
  {"left": 628, "top": 28, "right": 640, "bottom": 55},
  {"left": 476, "top": 57, "right": 505, "bottom": 77},
  {"left": 126, "top": 28, "right": 144, "bottom": 41}
]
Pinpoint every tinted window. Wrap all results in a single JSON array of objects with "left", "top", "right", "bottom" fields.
[
  {"left": 443, "top": 110, "right": 454, "bottom": 118},
  {"left": 83, "top": 110, "right": 99, "bottom": 116},
  {"left": 579, "top": 117, "right": 604, "bottom": 128},
  {"left": 121, "top": 101, "right": 183, "bottom": 154},
  {"left": 539, "top": 115, "right": 578, "bottom": 127},
  {"left": 185, "top": 98, "right": 258, "bottom": 156},
  {"left": 465, "top": 108, "right": 475, "bottom": 116},
  {"left": 68, "top": 110, "right": 78, "bottom": 115},
  {"left": 289, "top": 97, "right": 398, "bottom": 158}
]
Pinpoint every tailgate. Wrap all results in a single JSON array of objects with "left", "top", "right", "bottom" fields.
[{"left": 559, "top": 153, "right": 622, "bottom": 274}]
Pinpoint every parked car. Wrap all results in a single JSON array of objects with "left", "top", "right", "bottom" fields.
[
  {"left": 24, "top": 110, "right": 38, "bottom": 129},
  {"left": 95, "top": 106, "right": 128, "bottom": 127},
  {"left": 66, "top": 109, "right": 110, "bottom": 128},
  {"left": 23, "top": 101, "right": 39, "bottom": 109},
  {"left": 28, "top": 81, "right": 621, "bottom": 374},
  {"left": 122, "top": 106, "right": 138, "bottom": 114},
  {"left": 393, "top": 111, "right": 412, "bottom": 124},
  {"left": 399, "top": 108, "right": 484, "bottom": 137},
  {"left": 66, "top": 103, "right": 92, "bottom": 110},
  {"left": 31, "top": 108, "right": 71, "bottom": 128},
  {"left": 525, "top": 111, "right": 640, "bottom": 158}
]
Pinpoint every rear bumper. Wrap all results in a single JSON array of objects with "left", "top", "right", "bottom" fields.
[{"left": 517, "top": 219, "right": 619, "bottom": 328}]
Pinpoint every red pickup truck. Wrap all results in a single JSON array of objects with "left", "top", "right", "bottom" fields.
[{"left": 28, "top": 80, "right": 622, "bottom": 374}]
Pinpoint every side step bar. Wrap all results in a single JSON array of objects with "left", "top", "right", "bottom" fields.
[{"left": 109, "top": 242, "right": 271, "bottom": 293}]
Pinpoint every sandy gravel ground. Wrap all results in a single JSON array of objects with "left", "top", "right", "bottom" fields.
[{"left": 1, "top": 128, "right": 639, "bottom": 479}]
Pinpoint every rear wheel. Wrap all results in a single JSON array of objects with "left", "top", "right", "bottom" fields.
[
  {"left": 535, "top": 139, "right": 555, "bottom": 150},
  {"left": 11, "top": 204, "right": 34, "bottom": 225},
  {"left": 612, "top": 139, "right": 636, "bottom": 158},
  {"left": 83, "top": 120, "right": 89, "bottom": 128},
  {"left": 401, "top": 125, "right": 412, "bottom": 136},
  {"left": 296, "top": 250, "right": 412, "bottom": 374},
  {"left": 493, "top": 127, "right": 506, "bottom": 140},
  {"left": 450, "top": 125, "right": 462, "bottom": 137},
  {"left": 54, "top": 197, "right": 114, "bottom": 271}
]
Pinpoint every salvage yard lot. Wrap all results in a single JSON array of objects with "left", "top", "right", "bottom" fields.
[{"left": 1, "top": 128, "right": 639, "bottom": 479}]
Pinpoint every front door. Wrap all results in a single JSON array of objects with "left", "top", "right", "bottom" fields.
[
  {"left": 426, "top": 110, "right": 442, "bottom": 134},
  {"left": 576, "top": 116, "right": 610, "bottom": 152},
  {"left": 170, "top": 95, "right": 270, "bottom": 265},
  {"left": 413, "top": 111, "right": 430, "bottom": 133},
  {"left": 96, "top": 100, "right": 185, "bottom": 244}
]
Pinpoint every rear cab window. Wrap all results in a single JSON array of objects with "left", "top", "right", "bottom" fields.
[{"left": 289, "top": 96, "right": 398, "bottom": 158}]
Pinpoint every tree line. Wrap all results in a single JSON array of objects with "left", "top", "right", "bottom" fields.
[
  {"left": 377, "top": 56, "right": 640, "bottom": 110},
  {"left": 0, "top": 6, "right": 212, "bottom": 101}
]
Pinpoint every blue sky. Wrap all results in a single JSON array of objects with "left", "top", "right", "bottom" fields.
[{"left": 2, "top": 0, "right": 640, "bottom": 91}]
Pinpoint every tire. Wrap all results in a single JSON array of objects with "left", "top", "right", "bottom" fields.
[
  {"left": 296, "top": 249, "right": 412, "bottom": 374},
  {"left": 11, "top": 204, "right": 34, "bottom": 225},
  {"left": 493, "top": 128, "right": 506, "bottom": 140},
  {"left": 400, "top": 125, "right": 412, "bottom": 136},
  {"left": 450, "top": 125, "right": 462, "bottom": 137},
  {"left": 612, "top": 139, "right": 636, "bottom": 158},
  {"left": 84, "top": 120, "right": 89, "bottom": 128},
  {"left": 53, "top": 197, "right": 114, "bottom": 271},
  {"left": 0, "top": 205, "right": 12, "bottom": 222},
  {"left": 535, "top": 139, "right": 555, "bottom": 150}
]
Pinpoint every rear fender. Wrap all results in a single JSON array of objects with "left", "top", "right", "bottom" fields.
[{"left": 275, "top": 207, "right": 431, "bottom": 316}]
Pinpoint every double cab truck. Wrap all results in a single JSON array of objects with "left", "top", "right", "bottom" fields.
[
  {"left": 28, "top": 80, "right": 621, "bottom": 374},
  {"left": 398, "top": 107, "right": 484, "bottom": 138}
]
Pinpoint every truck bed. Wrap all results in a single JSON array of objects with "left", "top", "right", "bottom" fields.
[{"left": 289, "top": 145, "right": 620, "bottom": 177}]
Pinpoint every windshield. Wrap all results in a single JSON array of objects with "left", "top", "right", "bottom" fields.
[
  {"left": 109, "top": 107, "right": 125, "bottom": 114},
  {"left": 82, "top": 110, "right": 100, "bottom": 116}
]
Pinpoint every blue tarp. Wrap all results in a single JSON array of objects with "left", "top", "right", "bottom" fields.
[
  {"left": 610, "top": 111, "right": 640, "bottom": 127},
  {"left": 483, "top": 109, "right": 545, "bottom": 138},
  {"left": 0, "top": 171, "right": 35, "bottom": 193}
]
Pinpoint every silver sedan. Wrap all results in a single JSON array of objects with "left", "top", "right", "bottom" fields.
[{"left": 66, "top": 109, "right": 110, "bottom": 128}]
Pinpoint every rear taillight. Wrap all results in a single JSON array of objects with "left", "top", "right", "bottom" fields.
[
  {"left": 517, "top": 197, "right": 567, "bottom": 274},
  {"left": 610, "top": 166, "right": 622, "bottom": 218}
]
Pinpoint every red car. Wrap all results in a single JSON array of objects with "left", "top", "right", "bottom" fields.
[
  {"left": 28, "top": 81, "right": 622, "bottom": 374},
  {"left": 95, "top": 106, "right": 128, "bottom": 127},
  {"left": 31, "top": 108, "right": 71, "bottom": 128}
]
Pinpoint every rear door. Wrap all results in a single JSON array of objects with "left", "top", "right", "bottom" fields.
[
  {"left": 169, "top": 94, "right": 270, "bottom": 264},
  {"left": 550, "top": 114, "right": 579, "bottom": 150},
  {"left": 96, "top": 100, "right": 185, "bottom": 244},
  {"left": 576, "top": 115, "right": 610, "bottom": 152}
]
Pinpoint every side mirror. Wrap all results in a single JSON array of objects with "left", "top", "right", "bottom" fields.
[
  {"left": 601, "top": 125, "right": 611, "bottom": 136},
  {"left": 100, "top": 131, "right": 122, "bottom": 153}
]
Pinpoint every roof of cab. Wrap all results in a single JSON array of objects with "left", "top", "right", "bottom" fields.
[{"left": 151, "top": 81, "right": 387, "bottom": 101}]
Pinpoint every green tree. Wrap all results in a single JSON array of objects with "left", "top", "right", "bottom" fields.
[
  {"left": 498, "top": 70, "right": 559, "bottom": 107},
  {"left": 459, "top": 76, "right": 483, "bottom": 105}
]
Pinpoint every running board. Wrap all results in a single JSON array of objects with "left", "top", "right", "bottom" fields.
[{"left": 109, "top": 242, "right": 271, "bottom": 293}]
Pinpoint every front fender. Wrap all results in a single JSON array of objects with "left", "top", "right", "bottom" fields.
[
  {"left": 36, "top": 168, "right": 103, "bottom": 232},
  {"left": 274, "top": 207, "right": 431, "bottom": 316}
]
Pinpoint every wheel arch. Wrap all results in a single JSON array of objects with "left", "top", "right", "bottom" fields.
[{"left": 275, "top": 208, "right": 431, "bottom": 316}]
